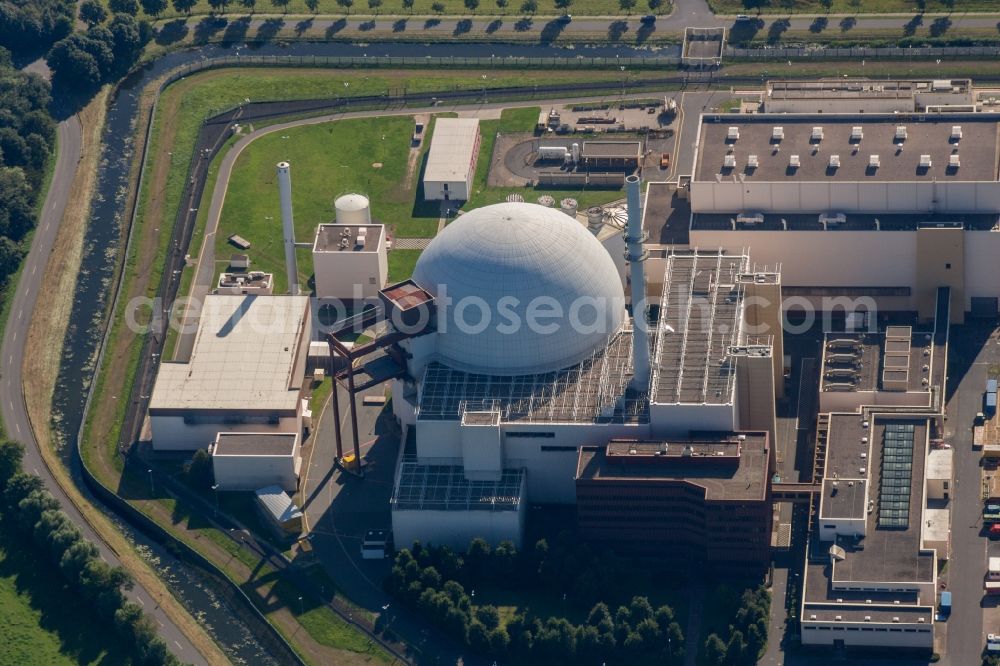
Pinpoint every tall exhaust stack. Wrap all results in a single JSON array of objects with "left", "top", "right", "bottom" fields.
[
  {"left": 625, "top": 174, "right": 650, "bottom": 390},
  {"left": 276, "top": 161, "right": 300, "bottom": 295}
]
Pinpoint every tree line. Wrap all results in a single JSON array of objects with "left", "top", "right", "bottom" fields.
[
  {"left": 0, "top": 0, "right": 74, "bottom": 57},
  {"left": 0, "top": 51, "right": 56, "bottom": 282},
  {"left": 0, "top": 439, "right": 184, "bottom": 665},
  {"left": 384, "top": 536, "right": 685, "bottom": 664},
  {"left": 700, "top": 584, "right": 770, "bottom": 666}
]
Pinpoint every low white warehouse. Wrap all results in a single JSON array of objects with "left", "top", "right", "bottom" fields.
[{"left": 422, "top": 117, "right": 480, "bottom": 201}]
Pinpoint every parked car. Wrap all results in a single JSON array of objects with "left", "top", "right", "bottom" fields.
[
  {"left": 990, "top": 524, "right": 1000, "bottom": 538},
  {"left": 660, "top": 153, "right": 671, "bottom": 169}
]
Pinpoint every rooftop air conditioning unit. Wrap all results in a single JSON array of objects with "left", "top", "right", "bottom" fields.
[
  {"left": 835, "top": 615, "right": 842, "bottom": 621},
  {"left": 748, "top": 154, "right": 759, "bottom": 168},
  {"left": 829, "top": 154, "right": 841, "bottom": 168},
  {"left": 952, "top": 125, "right": 963, "bottom": 140},
  {"left": 736, "top": 212, "right": 765, "bottom": 225},
  {"left": 920, "top": 154, "right": 933, "bottom": 168},
  {"left": 724, "top": 154, "right": 737, "bottom": 168},
  {"left": 950, "top": 154, "right": 960, "bottom": 168},
  {"left": 869, "top": 154, "right": 880, "bottom": 168},
  {"left": 820, "top": 212, "right": 847, "bottom": 226},
  {"left": 772, "top": 126, "right": 785, "bottom": 140},
  {"left": 864, "top": 616, "right": 872, "bottom": 622},
  {"left": 918, "top": 618, "right": 925, "bottom": 623},
  {"left": 851, "top": 126, "right": 864, "bottom": 140},
  {"left": 895, "top": 125, "right": 907, "bottom": 140},
  {"left": 727, "top": 126, "right": 740, "bottom": 141},
  {"left": 789, "top": 154, "right": 801, "bottom": 168},
  {"left": 892, "top": 617, "right": 900, "bottom": 623},
  {"left": 812, "top": 126, "right": 824, "bottom": 141},
  {"left": 809, "top": 614, "right": 817, "bottom": 620}
]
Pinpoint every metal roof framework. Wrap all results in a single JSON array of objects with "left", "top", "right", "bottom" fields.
[{"left": 391, "top": 458, "right": 524, "bottom": 512}]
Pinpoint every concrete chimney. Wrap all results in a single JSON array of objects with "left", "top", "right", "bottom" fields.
[
  {"left": 625, "top": 174, "right": 650, "bottom": 390},
  {"left": 276, "top": 161, "right": 300, "bottom": 295}
]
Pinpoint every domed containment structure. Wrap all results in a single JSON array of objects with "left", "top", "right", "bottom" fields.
[
  {"left": 411, "top": 202, "right": 625, "bottom": 376},
  {"left": 334, "top": 193, "right": 371, "bottom": 225}
]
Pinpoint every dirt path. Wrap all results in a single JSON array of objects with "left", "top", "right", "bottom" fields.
[{"left": 403, "top": 113, "right": 429, "bottom": 189}]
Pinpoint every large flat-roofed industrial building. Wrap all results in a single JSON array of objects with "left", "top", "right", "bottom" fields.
[
  {"left": 422, "top": 117, "right": 481, "bottom": 201},
  {"left": 764, "top": 79, "right": 973, "bottom": 114},
  {"left": 149, "top": 295, "right": 312, "bottom": 452},
  {"left": 668, "top": 110, "right": 1000, "bottom": 320},
  {"left": 576, "top": 432, "right": 773, "bottom": 576}
]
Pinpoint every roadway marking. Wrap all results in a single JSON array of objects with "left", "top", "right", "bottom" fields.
[
  {"left": 15, "top": 422, "right": 20, "bottom": 435},
  {"left": 174, "top": 641, "right": 183, "bottom": 650},
  {"left": 136, "top": 596, "right": 144, "bottom": 606},
  {"left": 17, "top": 309, "right": 22, "bottom": 320}
]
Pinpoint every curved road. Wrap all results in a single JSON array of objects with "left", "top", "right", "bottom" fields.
[{"left": 1, "top": 69, "right": 207, "bottom": 664}]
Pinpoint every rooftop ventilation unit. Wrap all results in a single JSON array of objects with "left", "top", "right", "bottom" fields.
[
  {"left": 851, "top": 126, "right": 864, "bottom": 141},
  {"left": 747, "top": 154, "right": 759, "bottom": 168},
  {"left": 919, "top": 154, "right": 933, "bottom": 168},
  {"left": 869, "top": 154, "right": 880, "bottom": 168},
  {"left": 892, "top": 617, "right": 900, "bottom": 623},
  {"left": 819, "top": 212, "right": 847, "bottom": 226},
  {"left": 949, "top": 154, "right": 960, "bottom": 168},
  {"left": 723, "top": 154, "right": 737, "bottom": 168},
  {"left": 809, "top": 614, "right": 817, "bottom": 620},
  {"left": 952, "top": 125, "right": 963, "bottom": 140},
  {"left": 895, "top": 125, "right": 907, "bottom": 140},
  {"left": 812, "top": 126, "right": 824, "bottom": 141},
  {"left": 727, "top": 126, "right": 740, "bottom": 141},
  {"left": 789, "top": 154, "right": 801, "bottom": 168},
  {"left": 835, "top": 616, "right": 842, "bottom": 622},
  {"left": 772, "top": 126, "right": 784, "bottom": 140},
  {"left": 829, "top": 154, "right": 841, "bottom": 169},
  {"left": 736, "top": 212, "right": 765, "bottom": 225},
  {"left": 864, "top": 616, "right": 872, "bottom": 622}
]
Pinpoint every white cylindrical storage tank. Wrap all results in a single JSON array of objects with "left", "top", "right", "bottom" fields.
[
  {"left": 537, "top": 146, "right": 569, "bottom": 161},
  {"left": 560, "top": 198, "right": 578, "bottom": 218},
  {"left": 334, "top": 193, "right": 371, "bottom": 225},
  {"left": 571, "top": 142, "right": 581, "bottom": 163},
  {"left": 537, "top": 195, "right": 555, "bottom": 208},
  {"left": 587, "top": 206, "right": 604, "bottom": 228}
]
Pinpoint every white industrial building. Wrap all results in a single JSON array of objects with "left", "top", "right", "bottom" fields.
[
  {"left": 422, "top": 117, "right": 480, "bottom": 201},
  {"left": 312, "top": 222, "right": 388, "bottom": 300},
  {"left": 149, "top": 294, "right": 312, "bottom": 452},
  {"left": 211, "top": 432, "right": 301, "bottom": 492},
  {"left": 672, "top": 112, "right": 1000, "bottom": 320},
  {"left": 384, "top": 182, "right": 783, "bottom": 549},
  {"left": 764, "top": 79, "right": 973, "bottom": 114}
]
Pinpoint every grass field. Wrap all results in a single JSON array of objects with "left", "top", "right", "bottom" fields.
[
  {"left": 128, "top": 0, "right": 672, "bottom": 21},
  {"left": 0, "top": 535, "right": 129, "bottom": 666},
  {"left": 709, "top": 0, "right": 996, "bottom": 14}
]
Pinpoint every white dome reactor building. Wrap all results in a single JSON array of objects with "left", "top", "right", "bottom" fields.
[
  {"left": 387, "top": 189, "right": 783, "bottom": 551},
  {"left": 410, "top": 202, "right": 626, "bottom": 376}
]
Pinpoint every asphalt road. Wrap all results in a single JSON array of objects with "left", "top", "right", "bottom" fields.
[{"left": 1, "top": 65, "right": 207, "bottom": 665}]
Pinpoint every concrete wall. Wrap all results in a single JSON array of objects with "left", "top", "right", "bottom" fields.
[
  {"left": 391, "top": 505, "right": 525, "bottom": 550},
  {"left": 690, "top": 181, "right": 1000, "bottom": 214},
  {"left": 423, "top": 178, "right": 472, "bottom": 201},
  {"left": 965, "top": 231, "right": 1000, "bottom": 310},
  {"left": 213, "top": 453, "right": 299, "bottom": 492},
  {"left": 818, "top": 389, "right": 932, "bottom": 415},
  {"left": 313, "top": 245, "right": 388, "bottom": 300},
  {"left": 915, "top": 226, "right": 964, "bottom": 323},
  {"left": 649, "top": 402, "right": 737, "bottom": 438},
  {"left": 150, "top": 413, "right": 301, "bottom": 451},
  {"left": 765, "top": 98, "right": 913, "bottom": 114}
]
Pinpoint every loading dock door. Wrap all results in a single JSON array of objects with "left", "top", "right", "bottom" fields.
[{"left": 971, "top": 297, "right": 999, "bottom": 319}]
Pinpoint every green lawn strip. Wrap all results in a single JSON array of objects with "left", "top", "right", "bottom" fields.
[
  {"left": 309, "top": 376, "right": 333, "bottom": 416},
  {"left": 0, "top": 530, "right": 131, "bottom": 666},
  {"left": 132, "top": 0, "right": 673, "bottom": 21},
  {"left": 709, "top": 0, "right": 994, "bottom": 14},
  {"left": 387, "top": 249, "right": 422, "bottom": 282}
]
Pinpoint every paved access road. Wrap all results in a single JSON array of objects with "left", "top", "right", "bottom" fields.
[{"left": 0, "top": 64, "right": 207, "bottom": 665}]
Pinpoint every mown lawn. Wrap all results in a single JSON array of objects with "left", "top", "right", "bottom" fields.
[
  {"left": 126, "top": 0, "right": 673, "bottom": 20},
  {"left": 0, "top": 535, "right": 130, "bottom": 666}
]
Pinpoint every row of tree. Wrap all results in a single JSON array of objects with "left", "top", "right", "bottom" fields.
[
  {"left": 384, "top": 538, "right": 685, "bottom": 663},
  {"left": 701, "top": 585, "right": 771, "bottom": 666},
  {"left": 46, "top": 13, "right": 151, "bottom": 97},
  {"left": 0, "top": 440, "right": 182, "bottom": 666},
  {"left": 130, "top": 0, "right": 665, "bottom": 17},
  {"left": 0, "top": 51, "right": 57, "bottom": 281},
  {"left": 0, "top": 0, "right": 74, "bottom": 56}
]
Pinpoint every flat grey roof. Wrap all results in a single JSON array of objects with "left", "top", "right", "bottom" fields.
[
  {"left": 390, "top": 458, "right": 524, "bottom": 512},
  {"left": 576, "top": 432, "right": 770, "bottom": 501},
  {"left": 767, "top": 78, "right": 969, "bottom": 100},
  {"left": 214, "top": 432, "right": 297, "bottom": 456},
  {"left": 821, "top": 478, "right": 868, "bottom": 520},
  {"left": 695, "top": 115, "right": 999, "bottom": 183},
  {"left": 690, "top": 212, "right": 999, "bottom": 232},
  {"left": 821, "top": 331, "right": 934, "bottom": 395},
  {"left": 581, "top": 141, "right": 642, "bottom": 159},
  {"left": 313, "top": 223, "right": 383, "bottom": 253},
  {"left": 643, "top": 181, "right": 691, "bottom": 245},
  {"left": 424, "top": 117, "right": 479, "bottom": 183}
]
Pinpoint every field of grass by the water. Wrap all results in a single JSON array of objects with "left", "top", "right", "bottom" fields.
[
  {"left": 218, "top": 105, "right": 625, "bottom": 288},
  {"left": 0, "top": 537, "right": 129, "bottom": 666}
]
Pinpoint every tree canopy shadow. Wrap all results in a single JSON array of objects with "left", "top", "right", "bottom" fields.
[
  {"left": 809, "top": 16, "right": 827, "bottom": 33},
  {"left": 155, "top": 18, "right": 189, "bottom": 45},
  {"left": 255, "top": 17, "right": 284, "bottom": 41},
  {"left": 454, "top": 18, "right": 472, "bottom": 35},
  {"left": 608, "top": 19, "right": 628, "bottom": 41}
]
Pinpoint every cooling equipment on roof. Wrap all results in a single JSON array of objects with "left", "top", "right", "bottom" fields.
[
  {"left": 919, "top": 154, "right": 933, "bottom": 168},
  {"left": 952, "top": 125, "right": 963, "bottom": 140},
  {"left": 949, "top": 154, "right": 960, "bottom": 168},
  {"left": 723, "top": 154, "right": 737, "bottom": 168},
  {"left": 736, "top": 212, "right": 765, "bottom": 225},
  {"left": 727, "top": 126, "right": 740, "bottom": 141},
  {"left": 772, "top": 126, "right": 784, "bottom": 140},
  {"left": 819, "top": 212, "right": 847, "bottom": 226},
  {"left": 811, "top": 126, "right": 824, "bottom": 141},
  {"left": 789, "top": 154, "right": 801, "bottom": 168},
  {"left": 869, "top": 155, "right": 880, "bottom": 168},
  {"left": 895, "top": 125, "right": 907, "bottom": 140},
  {"left": 829, "top": 154, "right": 841, "bottom": 168},
  {"left": 747, "top": 154, "right": 759, "bottom": 168},
  {"left": 851, "top": 126, "right": 864, "bottom": 141}
]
